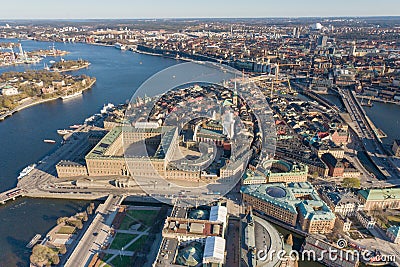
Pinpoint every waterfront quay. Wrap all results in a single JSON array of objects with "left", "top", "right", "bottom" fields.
[
  {"left": 338, "top": 87, "right": 400, "bottom": 180},
  {"left": 12, "top": 123, "right": 115, "bottom": 201}
]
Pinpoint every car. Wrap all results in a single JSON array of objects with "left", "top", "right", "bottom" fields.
[{"left": 93, "top": 232, "right": 98, "bottom": 236}]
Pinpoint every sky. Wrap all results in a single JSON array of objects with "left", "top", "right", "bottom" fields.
[{"left": 1, "top": 0, "right": 400, "bottom": 19}]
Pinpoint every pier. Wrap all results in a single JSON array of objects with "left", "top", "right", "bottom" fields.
[{"left": 0, "top": 187, "right": 26, "bottom": 204}]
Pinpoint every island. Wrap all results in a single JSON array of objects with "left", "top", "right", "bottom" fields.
[
  {"left": 0, "top": 70, "right": 96, "bottom": 120},
  {"left": 0, "top": 42, "right": 69, "bottom": 67},
  {"left": 49, "top": 59, "right": 91, "bottom": 72}
]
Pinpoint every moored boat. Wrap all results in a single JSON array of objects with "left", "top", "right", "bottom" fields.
[
  {"left": 57, "top": 129, "right": 73, "bottom": 135},
  {"left": 17, "top": 164, "right": 37, "bottom": 179},
  {"left": 61, "top": 91, "right": 82, "bottom": 100}
]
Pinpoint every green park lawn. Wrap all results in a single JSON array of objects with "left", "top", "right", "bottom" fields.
[
  {"left": 110, "top": 233, "right": 137, "bottom": 250},
  {"left": 110, "top": 255, "right": 133, "bottom": 267},
  {"left": 119, "top": 209, "right": 159, "bottom": 230},
  {"left": 126, "top": 235, "right": 147, "bottom": 251}
]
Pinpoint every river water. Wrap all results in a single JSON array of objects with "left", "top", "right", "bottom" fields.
[
  {"left": 322, "top": 92, "right": 400, "bottom": 146},
  {"left": 0, "top": 39, "right": 178, "bottom": 266}
]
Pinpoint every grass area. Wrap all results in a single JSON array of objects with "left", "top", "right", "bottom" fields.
[
  {"left": 56, "top": 226, "right": 76, "bottom": 235},
  {"left": 119, "top": 209, "right": 159, "bottom": 230},
  {"left": 110, "top": 255, "right": 133, "bottom": 267},
  {"left": 126, "top": 210, "right": 158, "bottom": 227},
  {"left": 119, "top": 215, "right": 136, "bottom": 231},
  {"left": 126, "top": 235, "right": 147, "bottom": 251},
  {"left": 110, "top": 233, "right": 137, "bottom": 250},
  {"left": 102, "top": 253, "right": 113, "bottom": 262}
]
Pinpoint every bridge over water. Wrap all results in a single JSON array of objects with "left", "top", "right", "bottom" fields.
[{"left": 0, "top": 187, "right": 26, "bottom": 204}]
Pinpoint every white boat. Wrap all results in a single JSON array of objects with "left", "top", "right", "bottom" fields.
[
  {"left": 61, "top": 91, "right": 82, "bottom": 100},
  {"left": 84, "top": 115, "right": 96, "bottom": 123},
  {"left": 69, "top": 124, "right": 82, "bottom": 129},
  {"left": 49, "top": 60, "right": 56, "bottom": 64},
  {"left": 114, "top": 43, "right": 127, "bottom": 50},
  {"left": 18, "top": 164, "right": 37, "bottom": 179},
  {"left": 100, "top": 103, "right": 115, "bottom": 114},
  {"left": 43, "top": 139, "right": 56, "bottom": 144},
  {"left": 57, "top": 129, "right": 73, "bottom": 135}
]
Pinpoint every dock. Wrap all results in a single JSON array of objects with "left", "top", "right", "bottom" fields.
[
  {"left": 26, "top": 234, "right": 42, "bottom": 248},
  {"left": 0, "top": 188, "right": 26, "bottom": 204}
]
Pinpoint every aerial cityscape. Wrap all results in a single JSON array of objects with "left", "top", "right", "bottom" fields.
[{"left": 0, "top": 1, "right": 400, "bottom": 267}]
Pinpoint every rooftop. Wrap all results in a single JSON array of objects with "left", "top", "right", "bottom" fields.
[
  {"left": 241, "top": 182, "right": 335, "bottom": 221},
  {"left": 358, "top": 188, "right": 400, "bottom": 201}
]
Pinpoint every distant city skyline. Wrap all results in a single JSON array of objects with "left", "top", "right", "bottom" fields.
[{"left": 1, "top": 0, "right": 400, "bottom": 19}]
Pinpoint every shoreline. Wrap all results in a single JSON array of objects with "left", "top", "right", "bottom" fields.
[
  {"left": 0, "top": 78, "right": 96, "bottom": 122},
  {"left": 356, "top": 95, "right": 400, "bottom": 106}
]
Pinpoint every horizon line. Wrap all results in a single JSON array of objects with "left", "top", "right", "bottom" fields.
[{"left": 1, "top": 15, "right": 400, "bottom": 21}]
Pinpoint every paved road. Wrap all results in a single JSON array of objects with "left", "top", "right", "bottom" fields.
[{"left": 64, "top": 194, "right": 123, "bottom": 267}]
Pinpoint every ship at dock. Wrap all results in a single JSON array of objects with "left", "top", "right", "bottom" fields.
[
  {"left": 17, "top": 164, "right": 37, "bottom": 179},
  {"left": 361, "top": 98, "right": 373, "bottom": 107},
  {"left": 69, "top": 124, "right": 82, "bottom": 129},
  {"left": 61, "top": 91, "right": 82, "bottom": 100},
  {"left": 114, "top": 43, "right": 127, "bottom": 50},
  {"left": 57, "top": 129, "right": 73, "bottom": 135}
]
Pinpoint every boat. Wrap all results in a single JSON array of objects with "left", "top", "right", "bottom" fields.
[
  {"left": 100, "top": 103, "right": 115, "bottom": 114},
  {"left": 49, "top": 60, "right": 56, "bottom": 64},
  {"left": 61, "top": 91, "right": 82, "bottom": 100},
  {"left": 57, "top": 129, "right": 73, "bottom": 135},
  {"left": 84, "top": 115, "right": 96, "bottom": 123},
  {"left": 114, "top": 43, "right": 127, "bottom": 50},
  {"left": 69, "top": 124, "right": 82, "bottom": 129},
  {"left": 43, "top": 139, "right": 56, "bottom": 144},
  {"left": 17, "top": 164, "right": 37, "bottom": 179},
  {"left": 26, "top": 234, "right": 41, "bottom": 248}
]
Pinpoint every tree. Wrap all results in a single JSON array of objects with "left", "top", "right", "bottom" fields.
[
  {"left": 67, "top": 220, "right": 83, "bottom": 229},
  {"left": 82, "top": 211, "right": 88, "bottom": 222},
  {"left": 57, "top": 217, "right": 68, "bottom": 225},
  {"left": 58, "top": 244, "right": 67, "bottom": 255},
  {"left": 87, "top": 206, "right": 93, "bottom": 215},
  {"left": 50, "top": 254, "right": 60, "bottom": 265},
  {"left": 2, "top": 98, "right": 13, "bottom": 109}
]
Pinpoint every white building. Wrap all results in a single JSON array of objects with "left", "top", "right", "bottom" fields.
[
  {"left": 203, "top": 236, "right": 226, "bottom": 265},
  {"left": 1, "top": 85, "right": 19, "bottom": 96},
  {"left": 209, "top": 206, "right": 228, "bottom": 228}
]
